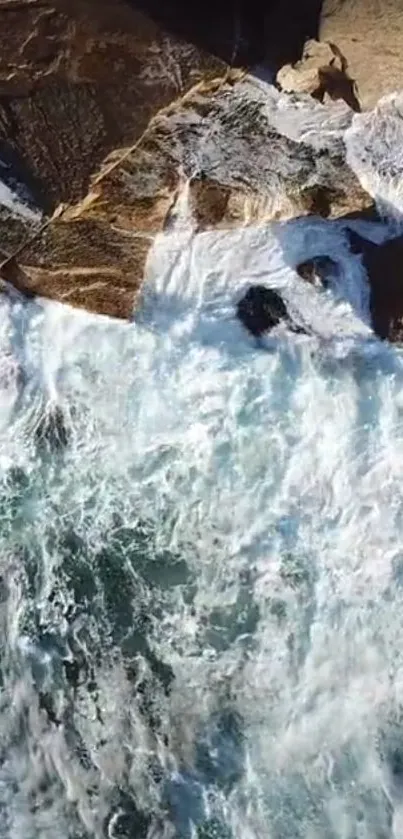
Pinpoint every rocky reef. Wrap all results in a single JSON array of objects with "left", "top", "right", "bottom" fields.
[{"left": 0, "top": 0, "right": 403, "bottom": 340}]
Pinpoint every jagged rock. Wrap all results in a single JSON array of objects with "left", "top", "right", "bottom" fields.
[
  {"left": 0, "top": 72, "right": 373, "bottom": 317},
  {"left": 0, "top": 0, "right": 225, "bottom": 314},
  {"left": 277, "top": 38, "right": 360, "bottom": 111},
  {"left": 0, "top": 0, "right": 224, "bottom": 211},
  {"left": 236, "top": 285, "right": 291, "bottom": 336},
  {"left": 320, "top": 0, "right": 403, "bottom": 110},
  {"left": 347, "top": 230, "right": 403, "bottom": 343},
  {"left": 0, "top": 2, "right": 373, "bottom": 319},
  {"left": 297, "top": 255, "right": 338, "bottom": 287}
]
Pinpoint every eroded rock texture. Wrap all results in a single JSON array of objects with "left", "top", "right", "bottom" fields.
[{"left": 0, "top": 0, "right": 373, "bottom": 318}]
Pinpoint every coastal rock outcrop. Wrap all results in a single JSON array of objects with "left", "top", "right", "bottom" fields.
[
  {"left": 0, "top": 0, "right": 224, "bottom": 211},
  {"left": 0, "top": 71, "right": 373, "bottom": 317},
  {"left": 0, "top": 0, "right": 374, "bottom": 318}
]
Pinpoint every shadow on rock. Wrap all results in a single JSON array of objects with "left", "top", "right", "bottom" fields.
[
  {"left": 347, "top": 230, "right": 403, "bottom": 343},
  {"left": 128, "top": 0, "right": 324, "bottom": 70}
]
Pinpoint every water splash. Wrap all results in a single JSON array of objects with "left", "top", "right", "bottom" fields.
[{"left": 0, "top": 84, "right": 403, "bottom": 838}]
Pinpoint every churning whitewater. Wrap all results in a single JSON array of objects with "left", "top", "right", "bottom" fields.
[{"left": 2, "top": 94, "right": 403, "bottom": 839}]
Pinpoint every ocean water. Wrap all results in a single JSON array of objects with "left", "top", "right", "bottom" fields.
[{"left": 1, "top": 93, "right": 403, "bottom": 839}]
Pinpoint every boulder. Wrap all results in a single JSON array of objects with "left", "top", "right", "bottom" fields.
[
  {"left": 236, "top": 285, "right": 308, "bottom": 337},
  {"left": 320, "top": 0, "right": 403, "bottom": 111},
  {"left": 296, "top": 255, "right": 339, "bottom": 288},
  {"left": 276, "top": 39, "right": 360, "bottom": 111},
  {"left": 347, "top": 231, "right": 403, "bottom": 343},
  {"left": 236, "top": 286, "right": 290, "bottom": 336}
]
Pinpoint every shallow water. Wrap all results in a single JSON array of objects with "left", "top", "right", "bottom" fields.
[{"left": 2, "top": 87, "right": 403, "bottom": 838}]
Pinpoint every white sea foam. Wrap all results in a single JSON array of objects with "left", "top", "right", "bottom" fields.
[
  {"left": 0, "top": 201, "right": 401, "bottom": 839},
  {"left": 0, "top": 84, "right": 402, "bottom": 839}
]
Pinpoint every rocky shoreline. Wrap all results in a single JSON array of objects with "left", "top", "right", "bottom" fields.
[{"left": 0, "top": 0, "right": 403, "bottom": 341}]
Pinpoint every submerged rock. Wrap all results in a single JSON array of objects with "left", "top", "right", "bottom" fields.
[
  {"left": 296, "top": 255, "right": 338, "bottom": 288},
  {"left": 237, "top": 285, "right": 290, "bottom": 336},
  {"left": 347, "top": 230, "right": 403, "bottom": 343},
  {"left": 105, "top": 790, "right": 151, "bottom": 839}
]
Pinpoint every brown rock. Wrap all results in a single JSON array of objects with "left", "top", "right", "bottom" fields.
[
  {"left": 320, "top": 0, "right": 403, "bottom": 111},
  {"left": 0, "top": 0, "right": 224, "bottom": 211},
  {"left": 0, "top": 71, "right": 373, "bottom": 318},
  {"left": 276, "top": 38, "right": 360, "bottom": 111},
  {"left": 0, "top": 0, "right": 227, "bottom": 316},
  {"left": 277, "top": 39, "right": 341, "bottom": 97},
  {"left": 347, "top": 231, "right": 403, "bottom": 343},
  {"left": 0, "top": 2, "right": 373, "bottom": 319}
]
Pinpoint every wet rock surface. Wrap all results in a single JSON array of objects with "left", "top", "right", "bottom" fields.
[
  {"left": 297, "top": 255, "right": 339, "bottom": 288},
  {"left": 237, "top": 285, "right": 293, "bottom": 336},
  {"left": 0, "top": 0, "right": 374, "bottom": 319},
  {"left": 34, "top": 404, "right": 69, "bottom": 451}
]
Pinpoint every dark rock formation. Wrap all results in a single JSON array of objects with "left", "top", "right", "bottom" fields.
[
  {"left": 104, "top": 790, "right": 151, "bottom": 839},
  {"left": 320, "top": 0, "right": 403, "bottom": 110},
  {"left": 131, "top": 0, "right": 324, "bottom": 71},
  {"left": 347, "top": 230, "right": 403, "bottom": 343},
  {"left": 297, "top": 255, "right": 338, "bottom": 287},
  {"left": 236, "top": 285, "right": 290, "bottom": 336}
]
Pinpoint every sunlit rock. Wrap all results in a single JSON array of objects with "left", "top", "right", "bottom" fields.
[{"left": 0, "top": 0, "right": 373, "bottom": 318}]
